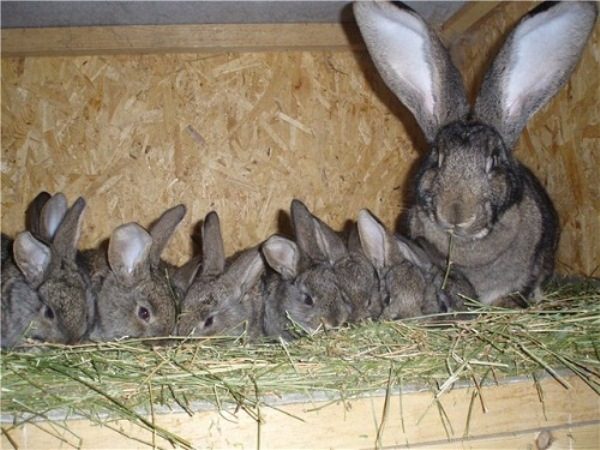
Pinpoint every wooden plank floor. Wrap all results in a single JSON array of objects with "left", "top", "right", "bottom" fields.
[{"left": 2, "top": 374, "right": 599, "bottom": 449}]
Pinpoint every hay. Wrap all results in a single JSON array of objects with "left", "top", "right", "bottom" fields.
[{"left": 1, "top": 279, "right": 599, "bottom": 448}]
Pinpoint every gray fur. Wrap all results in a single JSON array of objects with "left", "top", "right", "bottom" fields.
[
  {"left": 1, "top": 234, "right": 44, "bottom": 349},
  {"left": 88, "top": 205, "right": 184, "bottom": 341},
  {"left": 354, "top": 1, "right": 596, "bottom": 305}
]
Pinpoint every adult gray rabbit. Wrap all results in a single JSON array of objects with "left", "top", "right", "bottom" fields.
[
  {"left": 88, "top": 205, "right": 185, "bottom": 341},
  {"left": 177, "top": 211, "right": 265, "bottom": 340},
  {"left": 354, "top": 1, "right": 597, "bottom": 305},
  {"left": 357, "top": 209, "right": 473, "bottom": 320}
]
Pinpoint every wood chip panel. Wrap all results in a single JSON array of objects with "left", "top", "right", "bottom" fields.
[
  {"left": 1, "top": 52, "right": 418, "bottom": 265},
  {"left": 2, "top": 9, "right": 598, "bottom": 275}
]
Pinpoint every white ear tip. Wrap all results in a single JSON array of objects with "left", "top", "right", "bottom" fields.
[
  {"left": 110, "top": 223, "right": 153, "bottom": 271},
  {"left": 264, "top": 235, "right": 293, "bottom": 253},
  {"left": 113, "top": 223, "right": 152, "bottom": 246},
  {"left": 15, "top": 231, "right": 50, "bottom": 258},
  {"left": 358, "top": 209, "right": 375, "bottom": 225}
]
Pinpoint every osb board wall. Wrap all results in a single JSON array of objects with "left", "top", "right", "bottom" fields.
[
  {"left": 1, "top": 51, "right": 419, "bottom": 266},
  {"left": 450, "top": 1, "right": 600, "bottom": 276},
  {"left": 1, "top": 9, "right": 599, "bottom": 276}
]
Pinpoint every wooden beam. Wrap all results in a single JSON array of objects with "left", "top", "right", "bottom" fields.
[
  {"left": 1, "top": 375, "right": 598, "bottom": 449},
  {"left": 440, "top": 1, "right": 503, "bottom": 44},
  {"left": 1, "top": 23, "right": 365, "bottom": 57}
]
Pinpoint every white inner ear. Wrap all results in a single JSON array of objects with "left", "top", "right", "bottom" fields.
[
  {"left": 504, "top": 8, "right": 588, "bottom": 118},
  {"left": 312, "top": 218, "right": 346, "bottom": 264},
  {"left": 262, "top": 236, "right": 299, "bottom": 279},
  {"left": 357, "top": 210, "right": 386, "bottom": 269},
  {"left": 396, "top": 239, "right": 424, "bottom": 269},
  {"left": 42, "top": 194, "right": 68, "bottom": 239},
  {"left": 109, "top": 223, "right": 152, "bottom": 276},
  {"left": 13, "top": 231, "right": 52, "bottom": 284},
  {"left": 235, "top": 251, "right": 264, "bottom": 295},
  {"left": 360, "top": 5, "right": 435, "bottom": 119}
]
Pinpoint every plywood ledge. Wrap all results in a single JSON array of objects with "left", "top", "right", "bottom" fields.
[
  {"left": 1, "top": 23, "right": 366, "bottom": 57},
  {"left": 1, "top": 374, "right": 598, "bottom": 449}
]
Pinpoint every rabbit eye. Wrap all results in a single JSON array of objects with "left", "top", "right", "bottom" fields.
[
  {"left": 437, "top": 152, "right": 444, "bottom": 167},
  {"left": 137, "top": 306, "right": 150, "bottom": 322},
  {"left": 44, "top": 306, "right": 55, "bottom": 320},
  {"left": 383, "top": 294, "right": 391, "bottom": 306},
  {"left": 486, "top": 149, "right": 500, "bottom": 174},
  {"left": 302, "top": 293, "right": 314, "bottom": 306},
  {"left": 204, "top": 316, "right": 214, "bottom": 328}
]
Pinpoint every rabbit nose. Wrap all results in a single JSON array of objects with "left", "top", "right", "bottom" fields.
[{"left": 438, "top": 203, "right": 475, "bottom": 229}]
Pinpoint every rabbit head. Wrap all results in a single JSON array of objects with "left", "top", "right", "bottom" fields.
[
  {"left": 90, "top": 205, "right": 185, "bottom": 341},
  {"left": 261, "top": 200, "right": 352, "bottom": 339},
  {"left": 177, "top": 212, "right": 265, "bottom": 338},
  {"left": 337, "top": 224, "right": 382, "bottom": 321},
  {"left": 354, "top": 1, "right": 596, "bottom": 303},
  {"left": 2, "top": 192, "right": 57, "bottom": 348},
  {"left": 1, "top": 234, "right": 44, "bottom": 348},
  {"left": 14, "top": 197, "right": 94, "bottom": 344},
  {"left": 357, "top": 209, "right": 470, "bottom": 320}
]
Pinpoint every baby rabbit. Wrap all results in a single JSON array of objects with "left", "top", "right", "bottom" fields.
[
  {"left": 177, "top": 211, "right": 265, "bottom": 340},
  {"left": 261, "top": 200, "right": 355, "bottom": 340},
  {"left": 1, "top": 193, "right": 94, "bottom": 347},
  {"left": 88, "top": 205, "right": 185, "bottom": 341},
  {"left": 1, "top": 233, "right": 44, "bottom": 348},
  {"left": 354, "top": 1, "right": 597, "bottom": 305},
  {"left": 357, "top": 209, "right": 473, "bottom": 320}
]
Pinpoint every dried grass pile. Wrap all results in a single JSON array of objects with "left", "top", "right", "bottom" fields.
[{"left": 1, "top": 279, "right": 599, "bottom": 449}]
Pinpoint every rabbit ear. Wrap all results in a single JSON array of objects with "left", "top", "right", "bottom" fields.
[
  {"left": 13, "top": 231, "right": 52, "bottom": 286},
  {"left": 395, "top": 235, "right": 433, "bottom": 271},
  {"left": 148, "top": 204, "right": 186, "bottom": 267},
  {"left": 291, "top": 199, "right": 347, "bottom": 264},
  {"left": 172, "top": 254, "right": 202, "bottom": 294},
  {"left": 223, "top": 248, "right": 265, "bottom": 300},
  {"left": 39, "top": 193, "right": 68, "bottom": 242},
  {"left": 201, "top": 211, "right": 225, "bottom": 278},
  {"left": 347, "top": 224, "right": 362, "bottom": 254},
  {"left": 108, "top": 223, "right": 152, "bottom": 286},
  {"left": 357, "top": 209, "right": 390, "bottom": 270},
  {"left": 354, "top": 1, "right": 469, "bottom": 142},
  {"left": 51, "top": 197, "right": 85, "bottom": 261},
  {"left": 25, "top": 191, "right": 51, "bottom": 239},
  {"left": 262, "top": 235, "right": 300, "bottom": 280},
  {"left": 475, "top": 1, "right": 597, "bottom": 150}
]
